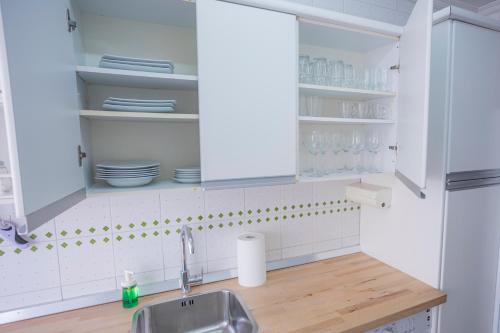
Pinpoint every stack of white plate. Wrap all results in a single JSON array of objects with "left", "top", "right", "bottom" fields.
[
  {"left": 102, "top": 97, "right": 176, "bottom": 113},
  {"left": 95, "top": 161, "right": 160, "bottom": 187},
  {"left": 173, "top": 167, "right": 201, "bottom": 184},
  {"left": 99, "top": 54, "right": 174, "bottom": 74}
]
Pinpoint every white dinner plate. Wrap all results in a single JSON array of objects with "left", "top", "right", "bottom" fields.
[
  {"left": 99, "top": 61, "right": 174, "bottom": 74},
  {"left": 96, "top": 160, "right": 160, "bottom": 169},
  {"left": 107, "top": 98, "right": 176, "bottom": 104},
  {"left": 172, "top": 177, "right": 201, "bottom": 184},
  {"left": 102, "top": 104, "right": 175, "bottom": 113},
  {"left": 104, "top": 176, "right": 156, "bottom": 187},
  {"left": 102, "top": 54, "right": 174, "bottom": 65}
]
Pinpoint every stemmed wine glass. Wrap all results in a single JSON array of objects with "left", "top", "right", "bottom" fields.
[
  {"left": 351, "top": 129, "right": 365, "bottom": 173},
  {"left": 330, "top": 132, "right": 344, "bottom": 173},
  {"left": 303, "top": 130, "right": 322, "bottom": 177},
  {"left": 367, "top": 131, "right": 383, "bottom": 172}
]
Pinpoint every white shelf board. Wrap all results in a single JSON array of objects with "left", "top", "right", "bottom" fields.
[
  {"left": 87, "top": 179, "right": 200, "bottom": 197},
  {"left": 76, "top": 66, "right": 198, "bottom": 90},
  {"left": 299, "top": 116, "right": 395, "bottom": 125},
  {"left": 299, "top": 83, "right": 396, "bottom": 100},
  {"left": 0, "top": 174, "right": 11, "bottom": 179},
  {"left": 80, "top": 110, "right": 199, "bottom": 122}
]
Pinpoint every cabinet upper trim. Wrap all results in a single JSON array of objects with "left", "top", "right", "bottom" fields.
[
  {"left": 222, "top": 0, "right": 403, "bottom": 38},
  {"left": 433, "top": 5, "right": 500, "bottom": 33}
]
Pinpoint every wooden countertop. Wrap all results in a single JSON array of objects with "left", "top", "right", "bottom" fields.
[{"left": 1, "top": 253, "right": 446, "bottom": 333}]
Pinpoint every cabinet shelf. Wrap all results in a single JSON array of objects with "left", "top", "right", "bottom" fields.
[
  {"left": 80, "top": 110, "right": 199, "bottom": 123},
  {"left": 76, "top": 66, "right": 198, "bottom": 90},
  {"left": 299, "top": 83, "right": 396, "bottom": 100},
  {"left": 299, "top": 116, "right": 395, "bottom": 125},
  {"left": 87, "top": 180, "right": 200, "bottom": 197}
]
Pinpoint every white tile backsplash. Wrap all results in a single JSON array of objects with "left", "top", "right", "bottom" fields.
[
  {"left": 61, "top": 278, "right": 116, "bottom": 299},
  {"left": 55, "top": 197, "right": 111, "bottom": 239},
  {"left": 0, "top": 241, "right": 60, "bottom": 297},
  {"left": 0, "top": 181, "right": 360, "bottom": 313},
  {"left": 58, "top": 235, "right": 115, "bottom": 286},
  {"left": 160, "top": 188, "right": 204, "bottom": 225},
  {"left": 110, "top": 193, "right": 161, "bottom": 232},
  {"left": 113, "top": 228, "right": 164, "bottom": 277}
]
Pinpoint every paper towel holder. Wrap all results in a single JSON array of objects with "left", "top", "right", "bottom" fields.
[{"left": 346, "top": 182, "right": 392, "bottom": 209}]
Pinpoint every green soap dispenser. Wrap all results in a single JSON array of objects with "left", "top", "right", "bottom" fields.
[{"left": 121, "top": 270, "right": 139, "bottom": 308}]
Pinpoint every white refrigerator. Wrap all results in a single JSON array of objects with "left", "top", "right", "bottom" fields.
[{"left": 432, "top": 7, "right": 500, "bottom": 333}]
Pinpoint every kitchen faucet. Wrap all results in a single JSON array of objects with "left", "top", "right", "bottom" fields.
[{"left": 179, "top": 225, "right": 203, "bottom": 294}]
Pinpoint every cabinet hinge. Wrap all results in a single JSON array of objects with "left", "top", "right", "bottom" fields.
[
  {"left": 78, "top": 145, "right": 87, "bottom": 167},
  {"left": 389, "top": 144, "right": 399, "bottom": 157},
  {"left": 67, "top": 8, "right": 77, "bottom": 33},
  {"left": 390, "top": 64, "right": 400, "bottom": 72}
]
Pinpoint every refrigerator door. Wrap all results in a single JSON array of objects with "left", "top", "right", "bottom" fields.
[
  {"left": 447, "top": 21, "right": 500, "bottom": 173},
  {"left": 439, "top": 184, "right": 500, "bottom": 333}
]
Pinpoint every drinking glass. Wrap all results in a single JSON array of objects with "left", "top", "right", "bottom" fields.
[
  {"left": 330, "top": 132, "right": 344, "bottom": 173},
  {"left": 318, "top": 132, "right": 330, "bottom": 176},
  {"left": 333, "top": 60, "right": 345, "bottom": 87},
  {"left": 344, "top": 64, "right": 354, "bottom": 88},
  {"left": 299, "top": 55, "right": 310, "bottom": 83},
  {"left": 312, "top": 57, "right": 328, "bottom": 86},
  {"left": 363, "top": 68, "right": 372, "bottom": 90},
  {"left": 367, "top": 131, "right": 383, "bottom": 172},
  {"left": 327, "top": 60, "right": 336, "bottom": 86},
  {"left": 304, "top": 130, "right": 322, "bottom": 177},
  {"left": 351, "top": 130, "right": 365, "bottom": 173},
  {"left": 375, "top": 68, "right": 388, "bottom": 91},
  {"left": 342, "top": 130, "right": 354, "bottom": 171},
  {"left": 306, "top": 96, "right": 323, "bottom": 117},
  {"left": 375, "top": 103, "right": 390, "bottom": 119}
]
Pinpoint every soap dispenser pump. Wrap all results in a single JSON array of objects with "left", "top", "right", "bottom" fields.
[{"left": 121, "top": 270, "right": 139, "bottom": 308}]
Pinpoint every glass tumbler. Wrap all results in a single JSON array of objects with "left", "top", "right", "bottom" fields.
[
  {"left": 312, "top": 57, "right": 328, "bottom": 86},
  {"left": 298, "top": 55, "right": 310, "bottom": 83}
]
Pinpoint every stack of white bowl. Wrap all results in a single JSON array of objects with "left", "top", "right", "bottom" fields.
[
  {"left": 173, "top": 167, "right": 201, "bottom": 184},
  {"left": 96, "top": 161, "right": 160, "bottom": 187}
]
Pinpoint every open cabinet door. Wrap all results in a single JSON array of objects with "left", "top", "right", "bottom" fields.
[
  {"left": 0, "top": 0, "right": 84, "bottom": 232},
  {"left": 396, "top": 0, "right": 433, "bottom": 197}
]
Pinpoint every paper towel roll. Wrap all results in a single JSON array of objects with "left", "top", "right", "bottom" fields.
[{"left": 237, "top": 232, "right": 266, "bottom": 287}]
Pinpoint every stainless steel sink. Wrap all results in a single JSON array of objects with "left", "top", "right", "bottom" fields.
[{"left": 131, "top": 289, "right": 258, "bottom": 333}]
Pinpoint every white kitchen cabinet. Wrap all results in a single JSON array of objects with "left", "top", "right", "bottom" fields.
[
  {"left": 295, "top": 0, "right": 433, "bottom": 197},
  {"left": 0, "top": 0, "right": 434, "bottom": 233},
  {"left": 197, "top": 0, "right": 297, "bottom": 188},
  {"left": 0, "top": 0, "right": 85, "bottom": 232}
]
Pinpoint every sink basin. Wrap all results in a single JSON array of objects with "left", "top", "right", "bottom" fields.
[{"left": 131, "top": 289, "right": 258, "bottom": 333}]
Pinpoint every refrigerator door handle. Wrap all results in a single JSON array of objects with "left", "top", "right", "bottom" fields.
[{"left": 446, "top": 169, "right": 500, "bottom": 191}]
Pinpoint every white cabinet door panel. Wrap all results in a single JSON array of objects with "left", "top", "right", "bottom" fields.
[
  {"left": 0, "top": 0, "right": 84, "bottom": 230},
  {"left": 197, "top": 0, "right": 297, "bottom": 185},
  {"left": 439, "top": 185, "right": 500, "bottom": 333},
  {"left": 447, "top": 22, "right": 500, "bottom": 173},
  {"left": 396, "top": 0, "right": 433, "bottom": 190}
]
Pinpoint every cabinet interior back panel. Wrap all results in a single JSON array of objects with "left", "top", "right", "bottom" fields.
[
  {"left": 87, "top": 120, "right": 200, "bottom": 182},
  {"left": 78, "top": 13, "right": 197, "bottom": 75}
]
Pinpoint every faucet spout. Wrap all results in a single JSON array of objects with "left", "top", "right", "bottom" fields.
[{"left": 179, "top": 225, "right": 202, "bottom": 294}]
